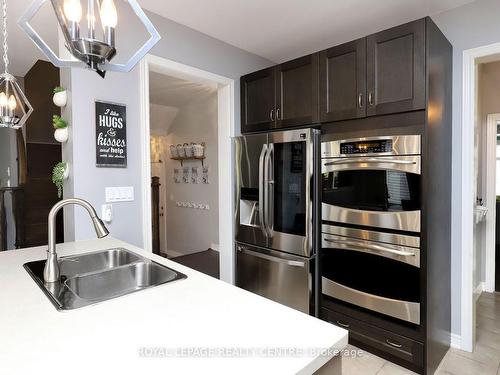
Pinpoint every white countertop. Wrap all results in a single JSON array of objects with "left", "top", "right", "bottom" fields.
[{"left": 0, "top": 237, "right": 347, "bottom": 375}]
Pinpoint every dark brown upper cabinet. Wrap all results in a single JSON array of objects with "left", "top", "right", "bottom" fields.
[
  {"left": 275, "top": 54, "right": 319, "bottom": 129},
  {"left": 319, "top": 38, "right": 366, "bottom": 122},
  {"left": 241, "top": 67, "right": 276, "bottom": 133},
  {"left": 366, "top": 19, "right": 426, "bottom": 116},
  {"left": 242, "top": 18, "right": 428, "bottom": 132},
  {"left": 241, "top": 54, "right": 319, "bottom": 133}
]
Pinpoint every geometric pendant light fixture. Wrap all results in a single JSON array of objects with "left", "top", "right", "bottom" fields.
[
  {"left": 0, "top": 0, "right": 33, "bottom": 129},
  {"left": 19, "top": 0, "right": 161, "bottom": 78}
]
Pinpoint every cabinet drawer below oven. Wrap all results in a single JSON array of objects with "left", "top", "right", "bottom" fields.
[{"left": 321, "top": 307, "right": 424, "bottom": 374}]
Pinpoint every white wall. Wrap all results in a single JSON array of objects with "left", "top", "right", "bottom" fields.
[
  {"left": 62, "top": 10, "right": 272, "bottom": 248},
  {"left": 432, "top": 0, "right": 500, "bottom": 336},
  {"left": 153, "top": 91, "right": 219, "bottom": 256}
]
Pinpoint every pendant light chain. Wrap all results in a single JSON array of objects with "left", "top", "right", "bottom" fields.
[{"left": 2, "top": 0, "right": 8, "bottom": 74}]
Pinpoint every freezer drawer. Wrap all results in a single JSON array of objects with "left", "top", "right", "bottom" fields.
[{"left": 236, "top": 243, "right": 312, "bottom": 314}]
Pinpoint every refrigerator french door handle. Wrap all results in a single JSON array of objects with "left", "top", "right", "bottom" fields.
[
  {"left": 258, "top": 144, "right": 268, "bottom": 237},
  {"left": 237, "top": 245, "right": 305, "bottom": 267},
  {"left": 265, "top": 143, "right": 274, "bottom": 237}
]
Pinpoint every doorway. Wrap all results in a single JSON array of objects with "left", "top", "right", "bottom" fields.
[
  {"left": 149, "top": 72, "right": 218, "bottom": 271},
  {"left": 483, "top": 112, "right": 500, "bottom": 294},
  {"left": 139, "top": 55, "right": 235, "bottom": 283},
  {"left": 463, "top": 43, "right": 500, "bottom": 352}
]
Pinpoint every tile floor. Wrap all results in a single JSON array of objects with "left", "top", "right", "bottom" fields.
[{"left": 343, "top": 292, "right": 500, "bottom": 375}]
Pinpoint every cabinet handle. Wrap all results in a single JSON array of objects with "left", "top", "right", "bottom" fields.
[
  {"left": 336, "top": 320, "right": 350, "bottom": 328},
  {"left": 386, "top": 339, "right": 403, "bottom": 348},
  {"left": 368, "top": 92, "right": 374, "bottom": 106},
  {"left": 358, "top": 93, "right": 363, "bottom": 108},
  {"left": 276, "top": 108, "right": 281, "bottom": 120},
  {"left": 270, "top": 109, "right": 275, "bottom": 121}
]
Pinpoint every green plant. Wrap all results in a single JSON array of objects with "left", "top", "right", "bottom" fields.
[
  {"left": 52, "top": 115, "right": 68, "bottom": 129},
  {"left": 53, "top": 86, "right": 65, "bottom": 94},
  {"left": 52, "top": 162, "right": 67, "bottom": 198}
]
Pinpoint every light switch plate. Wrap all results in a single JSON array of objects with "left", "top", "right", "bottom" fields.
[
  {"left": 102, "top": 204, "right": 113, "bottom": 223},
  {"left": 105, "top": 186, "right": 134, "bottom": 202}
]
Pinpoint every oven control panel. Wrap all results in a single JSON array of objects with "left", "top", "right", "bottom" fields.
[{"left": 340, "top": 140, "right": 393, "bottom": 155}]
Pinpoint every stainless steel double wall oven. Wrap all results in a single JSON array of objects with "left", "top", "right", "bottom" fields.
[
  {"left": 235, "top": 129, "right": 318, "bottom": 314},
  {"left": 321, "top": 135, "right": 422, "bottom": 325}
]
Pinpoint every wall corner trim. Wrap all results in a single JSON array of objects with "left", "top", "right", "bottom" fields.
[{"left": 450, "top": 333, "right": 462, "bottom": 349}]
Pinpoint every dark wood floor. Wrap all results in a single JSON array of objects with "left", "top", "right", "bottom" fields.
[{"left": 169, "top": 249, "right": 220, "bottom": 279}]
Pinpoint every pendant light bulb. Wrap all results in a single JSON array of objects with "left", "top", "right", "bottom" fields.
[
  {"left": 8, "top": 95, "right": 16, "bottom": 110},
  {"left": 0, "top": 92, "right": 7, "bottom": 107},
  {"left": 64, "top": 0, "right": 82, "bottom": 23},
  {"left": 100, "top": 0, "right": 118, "bottom": 28}
]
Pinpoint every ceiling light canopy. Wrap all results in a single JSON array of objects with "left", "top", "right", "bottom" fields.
[
  {"left": 19, "top": 0, "right": 161, "bottom": 78},
  {"left": 0, "top": 0, "right": 33, "bottom": 129}
]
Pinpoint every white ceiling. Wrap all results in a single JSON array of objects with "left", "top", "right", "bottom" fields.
[
  {"left": 149, "top": 71, "right": 217, "bottom": 108},
  {"left": 6, "top": 0, "right": 475, "bottom": 76},
  {"left": 138, "top": 0, "right": 475, "bottom": 63}
]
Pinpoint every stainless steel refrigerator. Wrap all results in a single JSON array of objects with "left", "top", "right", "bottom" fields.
[{"left": 234, "top": 128, "right": 320, "bottom": 314}]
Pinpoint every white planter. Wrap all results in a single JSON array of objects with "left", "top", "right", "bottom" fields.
[
  {"left": 63, "top": 163, "right": 70, "bottom": 179},
  {"left": 53, "top": 91, "right": 67, "bottom": 107},
  {"left": 54, "top": 127, "right": 69, "bottom": 143}
]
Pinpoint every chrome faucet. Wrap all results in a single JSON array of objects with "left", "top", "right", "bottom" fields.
[{"left": 44, "top": 198, "right": 109, "bottom": 283}]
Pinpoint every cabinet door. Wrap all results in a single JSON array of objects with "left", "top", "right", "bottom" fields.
[
  {"left": 275, "top": 54, "right": 319, "bottom": 129},
  {"left": 366, "top": 19, "right": 425, "bottom": 116},
  {"left": 320, "top": 38, "right": 366, "bottom": 122},
  {"left": 241, "top": 67, "right": 275, "bottom": 133}
]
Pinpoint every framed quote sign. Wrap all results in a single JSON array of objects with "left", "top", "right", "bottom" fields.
[{"left": 95, "top": 100, "right": 127, "bottom": 168}]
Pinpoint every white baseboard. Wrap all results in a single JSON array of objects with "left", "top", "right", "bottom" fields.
[
  {"left": 210, "top": 243, "right": 220, "bottom": 252},
  {"left": 474, "top": 282, "right": 486, "bottom": 301},
  {"left": 484, "top": 280, "right": 496, "bottom": 293},
  {"left": 450, "top": 333, "right": 462, "bottom": 349}
]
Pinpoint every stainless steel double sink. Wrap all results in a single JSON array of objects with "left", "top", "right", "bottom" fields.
[{"left": 24, "top": 248, "right": 187, "bottom": 310}]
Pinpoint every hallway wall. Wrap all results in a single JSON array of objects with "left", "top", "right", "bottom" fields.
[{"left": 157, "top": 92, "right": 219, "bottom": 256}]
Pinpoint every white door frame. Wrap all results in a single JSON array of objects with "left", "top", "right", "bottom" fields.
[
  {"left": 462, "top": 42, "right": 500, "bottom": 352},
  {"left": 485, "top": 114, "right": 500, "bottom": 293},
  {"left": 139, "top": 54, "right": 236, "bottom": 283}
]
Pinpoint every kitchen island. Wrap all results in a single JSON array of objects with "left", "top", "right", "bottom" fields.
[{"left": 0, "top": 237, "right": 347, "bottom": 375}]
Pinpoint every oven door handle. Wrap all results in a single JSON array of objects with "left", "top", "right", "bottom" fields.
[
  {"left": 324, "top": 238, "right": 416, "bottom": 257},
  {"left": 324, "top": 158, "right": 417, "bottom": 166},
  {"left": 258, "top": 144, "right": 268, "bottom": 237},
  {"left": 237, "top": 246, "right": 305, "bottom": 267}
]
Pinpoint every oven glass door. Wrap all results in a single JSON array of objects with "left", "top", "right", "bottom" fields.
[
  {"left": 321, "top": 156, "right": 421, "bottom": 232},
  {"left": 322, "top": 249, "right": 420, "bottom": 303},
  {"left": 322, "top": 166, "right": 421, "bottom": 212},
  {"left": 321, "top": 240, "right": 421, "bottom": 324}
]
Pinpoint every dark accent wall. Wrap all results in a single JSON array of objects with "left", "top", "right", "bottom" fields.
[{"left": 23, "top": 60, "right": 63, "bottom": 247}]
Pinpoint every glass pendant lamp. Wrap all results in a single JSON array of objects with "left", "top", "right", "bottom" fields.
[
  {"left": 19, "top": 0, "right": 161, "bottom": 78},
  {"left": 0, "top": 0, "right": 33, "bottom": 129}
]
